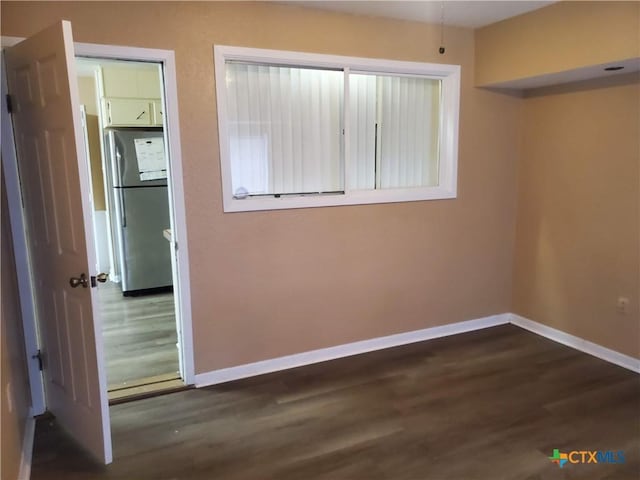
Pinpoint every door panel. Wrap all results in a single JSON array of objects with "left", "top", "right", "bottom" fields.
[
  {"left": 5, "top": 20, "right": 112, "bottom": 464},
  {"left": 18, "top": 132, "right": 52, "bottom": 247},
  {"left": 49, "top": 128, "right": 81, "bottom": 252}
]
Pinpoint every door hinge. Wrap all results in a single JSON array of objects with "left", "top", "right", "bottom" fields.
[
  {"left": 6, "top": 94, "right": 14, "bottom": 113},
  {"left": 32, "top": 350, "right": 43, "bottom": 371}
]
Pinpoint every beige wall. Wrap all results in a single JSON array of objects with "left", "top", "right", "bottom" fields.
[
  {"left": 77, "top": 76, "right": 106, "bottom": 211},
  {"left": 475, "top": 1, "right": 640, "bottom": 86},
  {"left": 1, "top": 168, "right": 33, "bottom": 480},
  {"left": 0, "top": 1, "right": 520, "bottom": 372},
  {"left": 513, "top": 74, "right": 640, "bottom": 358}
]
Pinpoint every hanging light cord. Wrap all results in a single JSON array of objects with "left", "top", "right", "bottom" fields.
[{"left": 439, "top": 1, "right": 446, "bottom": 54}]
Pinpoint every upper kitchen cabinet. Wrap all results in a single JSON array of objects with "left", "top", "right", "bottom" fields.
[
  {"left": 137, "top": 69, "right": 162, "bottom": 99},
  {"left": 101, "top": 64, "right": 163, "bottom": 127},
  {"left": 152, "top": 100, "right": 163, "bottom": 126},
  {"left": 102, "top": 64, "right": 162, "bottom": 98},
  {"left": 102, "top": 98, "right": 152, "bottom": 126}
]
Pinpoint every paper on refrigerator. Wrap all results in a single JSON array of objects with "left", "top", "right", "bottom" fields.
[{"left": 134, "top": 137, "right": 167, "bottom": 180}]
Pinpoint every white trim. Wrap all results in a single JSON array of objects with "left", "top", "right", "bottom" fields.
[
  {"left": 213, "top": 45, "right": 460, "bottom": 213},
  {"left": 0, "top": 50, "right": 47, "bottom": 415},
  {"left": 161, "top": 50, "right": 194, "bottom": 384},
  {"left": 221, "top": 187, "right": 457, "bottom": 213},
  {"left": 195, "top": 314, "right": 509, "bottom": 387},
  {"left": 1, "top": 36, "right": 22, "bottom": 48},
  {"left": 509, "top": 314, "right": 640, "bottom": 373},
  {"left": 196, "top": 312, "right": 640, "bottom": 387},
  {"left": 18, "top": 410, "right": 36, "bottom": 480},
  {"left": 73, "top": 42, "right": 195, "bottom": 385},
  {"left": 217, "top": 45, "right": 460, "bottom": 77}
]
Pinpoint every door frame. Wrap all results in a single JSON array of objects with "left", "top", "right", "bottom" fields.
[
  {"left": 1, "top": 46, "right": 47, "bottom": 415},
  {"left": 1, "top": 37, "right": 195, "bottom": 404}
]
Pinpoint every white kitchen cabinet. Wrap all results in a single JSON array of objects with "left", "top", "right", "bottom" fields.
[
  {"left": 151, "top": 100, "right": 163, "bottom": 126},
  {"left": 102, "top": 98, "right": 153, "bottom": 127},
  {"left": 137, "top": 69, "right": 162, "bottom": 99},
  {"left": 101, "top": 67, "right": 138, "bottom": 98},
  {"left": 101, "top": 65, "right": 161, "bottom": 99},
  {"left": 99, "top": 64, "right": 163, "bottom": 127}
]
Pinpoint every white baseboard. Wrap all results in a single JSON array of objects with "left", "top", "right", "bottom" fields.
[
  {"left": 18, "top": 409, "right": 35, "bottom": 480},
  {"left": 195, "top": 314, "right": 509, "bottom": 387},
  {"left": 195, "top": 312, "right": 640, "bottom": 387},
  {"left": 509, "top": 313, "right": 640, "bottom": 373}
]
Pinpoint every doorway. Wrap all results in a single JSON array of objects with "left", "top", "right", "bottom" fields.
[
  {"left": 3, "top": 34, "right": 195, "bottom": 410},
  {"left": 2, "top": 23, "right": 194, "bottom": 463},
  {"left": 75, "top": 56, "right": 185, "bottom": 400},
  {"left": 72, "top": 41, "right": 194, "bottom": 402}
]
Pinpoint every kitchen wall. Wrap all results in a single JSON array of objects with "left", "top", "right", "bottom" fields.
[
  {"left": 77, "top": 75, "right": 110, "bottom": 274},
  {"left": 0, "top": 1, "right": 521, "bottom": 372},
  {"left": 77, "top": 75, "right": 106, "bottom": 211},
  {"left": 1, "top": 168, "right": 33, "bottom": 480},
  {"left": 513, "top": 74, "right": 640, "bottom": 358}
]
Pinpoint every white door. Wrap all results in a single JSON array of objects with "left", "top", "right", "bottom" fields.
[{"left": 5, "top": 21, "right": 112, "bottom": 464}]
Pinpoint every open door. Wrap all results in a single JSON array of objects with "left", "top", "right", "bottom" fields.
[{"left": 5, "top": 21, "right": 112, "bottom": 463}]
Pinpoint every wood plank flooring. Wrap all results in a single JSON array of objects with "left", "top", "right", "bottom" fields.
[
  {"left": 31, "top": 325, "right": 640, "bottom": 479},
  {"left": 98, "top": 281, "right": 179, "bottom": 389},
  {"left": 108, "top": 374, "right": 188, "bottom": 404}
]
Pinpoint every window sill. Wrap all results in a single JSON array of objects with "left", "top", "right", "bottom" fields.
[{"left": 222, "top": 186, "right": 457, "bottom": 212}]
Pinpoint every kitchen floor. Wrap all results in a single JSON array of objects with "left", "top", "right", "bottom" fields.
[{"left": 98, "top": 281, "right": 180, "bottom": 389}]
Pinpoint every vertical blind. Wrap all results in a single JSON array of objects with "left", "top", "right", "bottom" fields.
[
  {"left": 348, "top": 74, "right": 377, "bottom": 190},
  {"left": 225, "top": 62, "right": 344, "bottom": 196},
  {"left": 349, "top": 73, "right": 441, "bottom": 190},
  {"left": 225, "top": 63, "right": 441, "bottom": 197}
]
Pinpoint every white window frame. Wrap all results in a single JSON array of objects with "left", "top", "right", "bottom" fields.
[{"left": 214, "top": 45, "right": 460, "bottom": 213}]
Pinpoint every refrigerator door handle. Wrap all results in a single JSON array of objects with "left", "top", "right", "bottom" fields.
[
  {"left": 120, "top": 189, "right": 127, "bottom": 228},
  {"left": 116, "top": 149, "right": 124, "bottom": 187}
]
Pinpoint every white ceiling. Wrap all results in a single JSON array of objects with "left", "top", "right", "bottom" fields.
[{"left": 284, "top": 1, "right": 554, "bottom": 28}]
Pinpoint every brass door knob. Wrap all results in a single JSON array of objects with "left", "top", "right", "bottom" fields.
[
  {"left": 69, "top": 273, "right": 89, "bottom": 288},
  {"left": 95, "top": 272, "right": 109, "bottom": 283}
]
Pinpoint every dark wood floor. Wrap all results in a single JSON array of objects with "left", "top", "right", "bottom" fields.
[
  {"left": 32, "top": 325, "right": 639, "bottom": 479},
  {"left": 98, "top": 281, "right": 179, "bottom": 389}
]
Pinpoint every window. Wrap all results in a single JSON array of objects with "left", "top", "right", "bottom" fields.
[
  {"left": 214, "top": 46, "right": 460, "bottom": 212},
  {"left": 225, "top": 63, "right": 344, "bottom": 197}
]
